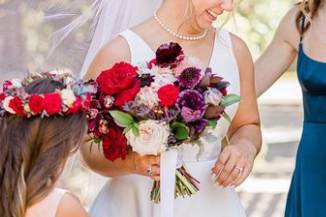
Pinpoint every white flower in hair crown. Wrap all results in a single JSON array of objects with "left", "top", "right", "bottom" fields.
[{"left": 0, "top": 71, "right": 97, "bottom": 118}]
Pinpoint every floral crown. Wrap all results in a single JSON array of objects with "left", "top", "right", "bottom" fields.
[{"left": 0, "top": 71, "right": 97, "bottom": 118}]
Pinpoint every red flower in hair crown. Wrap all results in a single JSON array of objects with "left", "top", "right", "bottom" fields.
[{"left": 0, "top": 71, "right": 97, "bottom": 118}]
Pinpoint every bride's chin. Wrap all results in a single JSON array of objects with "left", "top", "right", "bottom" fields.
[{"left": 196, "top": 23, "right": 213, "bottom": 31}]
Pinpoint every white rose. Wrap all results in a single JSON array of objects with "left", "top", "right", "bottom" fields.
[
  {"left": 135, "top": 86, "right": 159, "bottom": 109},
  {"left": 204, "top": 88, "right": 223, "bottom": 106},
  {"left": 126, "top": 120, "right": 170, "bottom": 155},
  {"left": 61, "top": 89, "right": 76, "bottom": 107},
  {"left": 3, "top": 96, "right": 16, "bottom": 114}
]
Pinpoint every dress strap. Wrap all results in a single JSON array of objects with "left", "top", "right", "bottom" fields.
[{"left": 119, "top": 29, "right": 155, "bottom": 65}]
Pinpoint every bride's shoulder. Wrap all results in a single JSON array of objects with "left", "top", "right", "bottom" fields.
[
  {"left": 84, "top": 36, "right": 131, "bottom": 80},
  {"left": 98, "top": 36, "right": 132, "bottom": 64}
]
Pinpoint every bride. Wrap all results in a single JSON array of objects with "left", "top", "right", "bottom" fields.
[{"left": 80, "top": 0, "right": 261, "bottom": 216}]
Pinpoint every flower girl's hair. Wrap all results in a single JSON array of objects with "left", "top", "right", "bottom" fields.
[{"left": 0, "top": 75, "right": 89, "bottom": 217}]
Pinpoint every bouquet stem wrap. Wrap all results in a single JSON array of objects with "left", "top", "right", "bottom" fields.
[{"left": 160, "top": 149, "right": 178, "bottom": 217}]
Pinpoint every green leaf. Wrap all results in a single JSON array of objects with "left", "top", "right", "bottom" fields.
[
  {"left": 171, "top": 122, "right": 189, "bottom": 140},
  {"left": 222, "top": 112, "right": 232, "bottom": 123},
  {"left": 221, "top": 94, "right": 240, "bottom": 107},
  {"left": 109, "top": 110, "right": 135, "bottom": 127},
  {"left": 123, "top": 125, "right": 133, "bottom": 135},
  {"left": 131, "top": 123, "right": 139, "bottom": 136},
  {"left": 208, "top": 119, "right": 218, "bottom": 129}
]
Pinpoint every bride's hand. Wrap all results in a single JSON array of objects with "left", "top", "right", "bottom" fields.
[
  {"left": 211, "top": 141, "right": 257, "bottom": 188},
  {"left": 130, "top": 152, "right": 161, "bottom": 181}
]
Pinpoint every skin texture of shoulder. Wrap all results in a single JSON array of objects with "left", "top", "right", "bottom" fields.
[{"left": 56, "top": 193, "right": 89, "bottom": 217}]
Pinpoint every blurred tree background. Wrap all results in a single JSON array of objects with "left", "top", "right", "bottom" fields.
[{"left": 0, "top": 0, "right": 295, "bottom": 80}]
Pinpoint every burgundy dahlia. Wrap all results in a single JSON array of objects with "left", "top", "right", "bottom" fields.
[
  {"left": 177, "top": 90, "right": 206, "bottom": 123},
  {"left": 156, "top": 42, "right": 184, "bottom": 68},
  {"left": 178, "top": 67, "right": 202, "bottom": 89}
]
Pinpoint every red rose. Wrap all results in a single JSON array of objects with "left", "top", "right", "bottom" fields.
[
  {"left": 96, "top": 62, "right": 138, "bottom": 95},
  {"left": 9, "top": 96, "right": 24, "bottom": 116},
  {"left": 29, "top": 95, "right": 44, "bottom": 114},
  {"left": 158, "top": 84, "right": 180, "bottom": 107},
  {"left": 3, "top": 81, "right": 12, "bottom": 92},
  {"left": 67, "top": 97, "right": 82, "bottom": 113},
  {"left": 43, "top": 93, "right": 62, "bottom": 115},
  {"left": 0, "top": 93, "right": 5, "bottom": 101},
  {"left": 115, "top": 81, "right": 141, "bottom": 107},
  {"left": 102, "top": 126, "right": 128, "bottom": 161}
]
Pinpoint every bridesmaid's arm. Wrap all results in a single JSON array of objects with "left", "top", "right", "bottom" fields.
[
  {"left": 255, "top": 6, "right": 301, "bottom": 96},
  {"left": 80, "top": 38, "right": 160, "bottom": 180},
  {"left": 212, "top": 34, "right": 261, "bottom": 188}
]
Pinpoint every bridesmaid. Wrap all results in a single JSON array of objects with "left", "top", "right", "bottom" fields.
[{"left": 255, "top": 0, "right": 326, "bottom": 216}]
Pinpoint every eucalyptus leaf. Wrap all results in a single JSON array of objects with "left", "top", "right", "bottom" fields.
[
  {"left": 221, "top": 94, "right": 240, "bottom": 107},
  {"left": 208, "top": 119, "right": 218, "bottom": 129}
]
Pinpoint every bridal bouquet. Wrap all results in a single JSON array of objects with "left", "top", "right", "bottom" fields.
[{"left": 86, "top": 42, "right": 240, "bottom": 203}]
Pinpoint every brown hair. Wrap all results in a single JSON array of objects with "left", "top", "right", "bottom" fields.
[
  {"left": 296, "top": 0, "right": 324, "bottom": 34},
  {"left": 0, "top": 78, "right": 87, "bottom": 217}
]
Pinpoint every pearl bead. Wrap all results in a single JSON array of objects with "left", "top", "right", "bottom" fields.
[{"left": 154, "top": 12, "right": 207, "bottom": 41}]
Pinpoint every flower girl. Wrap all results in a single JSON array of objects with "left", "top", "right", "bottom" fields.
[{"left": 0, "top": 72, "right": 95, "bottom": 217}]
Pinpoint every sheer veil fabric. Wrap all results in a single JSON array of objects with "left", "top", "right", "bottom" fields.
[{"left": 49, "top": 0, "right": 163, "bottom": 78}]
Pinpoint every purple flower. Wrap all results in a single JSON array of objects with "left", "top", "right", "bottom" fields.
[
  {"left": 192, "top": 119, "right": 209, "bottom": 135},
  {"left": 177, "top": 90, "right": 206, "bottom": 123},
  {"left": 198, "top": 68, "right": 223, "bottom": 88},
  {"left": 163, "top": 105, "right": 180, "bottom": 122},
  {"left": 156, "top": 42, "right": 184, "bottom": 68},
  {"left": 178, "top": 67, "right": 202, "bottom": 89}
]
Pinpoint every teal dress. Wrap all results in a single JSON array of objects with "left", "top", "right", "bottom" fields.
[{"left": 285, "top": 18, "right": 326, "bottom": 217}]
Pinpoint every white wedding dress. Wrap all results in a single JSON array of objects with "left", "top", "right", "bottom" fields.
[{"left": 90, "top": 28, "right": 246, "bottom": 217}]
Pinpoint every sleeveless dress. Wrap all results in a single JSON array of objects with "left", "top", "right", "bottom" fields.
[
  {"left": 285, "top": 18, "right": 326, "bottom": 217},
  {"left": 90, "top": 28, "right": 246, "bottom": 217},
  {"left": 25, "top": 188, "right": 67, "bottom": 217}
]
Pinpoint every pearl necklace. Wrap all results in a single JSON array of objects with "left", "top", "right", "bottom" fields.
[{"left": 154, "top": 12, "right": 208, "bottom": 41}]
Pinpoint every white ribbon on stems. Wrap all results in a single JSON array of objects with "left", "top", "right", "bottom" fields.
[{"left": 160, "top": 149, "right": 179, "bottom": 217}]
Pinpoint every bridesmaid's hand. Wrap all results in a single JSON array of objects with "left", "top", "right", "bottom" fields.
[
  {"left": 131, "top": 152, "right": 161, "bottom": 181},
  {"left": 211, "top": 141, "right": 257, "bottom": 188}
]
